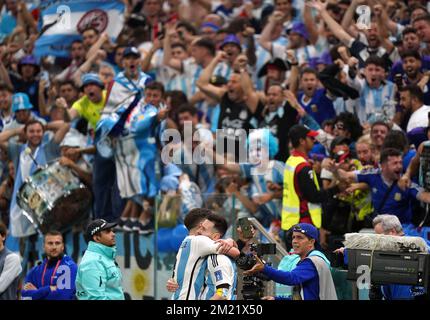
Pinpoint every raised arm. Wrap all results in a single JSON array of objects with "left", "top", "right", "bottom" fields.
[
  {"left": 236, "top": 55, "right": 260, "bottom": 114},
  {"left": 45, "top": 121, "right": 71, "bottom": 145},
  {"left": 259, "top": 10, "right": 284, "bottom": 53},
  {"left": 162, "top": 22, "right": 182, "bottom": 72},
  {"left": 309, "top": 0, "right": 354, "bottom": 46},
  {"left": 340, "top": 0, "right": 365, "bottom": 39},
  {"left": 0, "top": 53, "right": 13, "bottom": 89},
  {"left": 303, "top": 2, "right": 320, "bottom": 45},
  {"left": 71, "top": 50, "right": 104, "bottom": 86},
  {"left": 86, "top": 32, "right": 109, "bottom": 60},
  {"left": 196, "top": 51, "right": 227, "bottom": 102},
  {"left": 141, "top": 38, "right": 162, "bottom": 72}
]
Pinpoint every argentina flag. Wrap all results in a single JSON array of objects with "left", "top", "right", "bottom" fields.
[{"left": 34, "top": 0, "right": 125, "bottom": 58}]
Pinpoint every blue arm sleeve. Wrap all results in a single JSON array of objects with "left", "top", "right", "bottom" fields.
[
  {"left": 21, "top": 286, "right": 51, "bottom": 300},
  {"left": 263, "top": 259, "right": 318, "bottom": 286},
  {"left": 21, "top": 267, "right": 51, "bottom": 300}
]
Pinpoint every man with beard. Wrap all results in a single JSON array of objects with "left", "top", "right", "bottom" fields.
[
  {"left": 389, "top": 28, "right": 430, "bottom": 81},
  {"left": 334, "top": 148, "right": 430, "bottom": 225},
  {"left": 0, "top": 119, "right": 70, "bottom": 237},
  {"left": 296, "top": 68, "right": 336, "bottom": 126},
  {"left": 196, "top": 51, "right": 264, "bottom": 161},
  {"left": 54, "top": 40, "right": 86, "bottom": 83},
  {"left": 259, "top": 83, "right": 298, "bottom": 161},
  {"left": 399, "top": 84, "right": 430, "bottom": 134},
  {"left": 397, "top": 51, "right": 430, "bottom": 105},
  {"left": 311, "top": 0, "right": 399, "bottom": 69},
  {"left": 370, "top": 121, "right": 390, "bottom": 164},
  {"left": 21, "top": 231, "right": 77, "bottom": 300}
]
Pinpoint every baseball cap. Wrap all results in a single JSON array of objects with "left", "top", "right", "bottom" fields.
[
  {"left": 85, "top": 219, "right": 117, "bottom": 242},
  {"left": 289, "top": 124, "right": 319, "bottom": 143},
  {"left": 123, "top": 46, "right": 141, "bottom": 58},
  {"left": 12, "top": 93, "right": 33, "bottom": 112},
  {"left": 81, "top": 73, "right": 104, "bottom": 89},
  {"left": 292, "top": 223, "right": 322, "bottom": 250}
]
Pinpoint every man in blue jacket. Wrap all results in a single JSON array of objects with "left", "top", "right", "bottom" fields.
[
  {"left": 75, "top": 219, "right": 124, "bottom": 300},
  {"left": 244, "top": 223, "right": 337, "bottom": 300},
  {"left": 21, "top": 231, "right": 77, "bottom": 300}
]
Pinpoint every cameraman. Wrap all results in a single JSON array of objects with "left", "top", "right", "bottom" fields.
[{"left": 244, "top": 223, "right": 337, "bottom": 300}]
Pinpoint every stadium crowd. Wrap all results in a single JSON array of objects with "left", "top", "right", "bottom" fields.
[{"left": 1, "top": 0, "right": 430, "bottom": 300}]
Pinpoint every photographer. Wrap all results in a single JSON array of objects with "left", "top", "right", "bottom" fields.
[{"left": 244, "top": 223, "right": 337, "bottom": 300}]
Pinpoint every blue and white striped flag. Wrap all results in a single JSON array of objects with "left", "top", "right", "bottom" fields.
[{"left": 34, "top": 0, "right": 125, "bottom": 58}]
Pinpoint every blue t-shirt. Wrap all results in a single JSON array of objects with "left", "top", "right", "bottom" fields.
[
  {"left": 298, "top": 89, "right": 336, "bottom": 126},
  {"left": 356, "top": 169, "right": 422, "bottom": 223}
]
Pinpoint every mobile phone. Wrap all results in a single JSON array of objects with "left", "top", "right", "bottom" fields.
[{"left": 238, "top": 217, "right": 253, "bottom": 239}]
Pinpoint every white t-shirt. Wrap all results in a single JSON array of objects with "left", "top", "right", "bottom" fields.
[{"left": 407, "top": 105, "right": 430, "bottom": 133}]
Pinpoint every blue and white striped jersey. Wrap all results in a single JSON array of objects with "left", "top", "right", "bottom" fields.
[
  {"left": 114, "top": 100, "right": 159, "bottom": 199},
  {"left": 347, "top": 75, "right": 395, "bottom": 124},
  {"left": 172, "top": 235, "right": 220, "bottom": 300},
  {"left": 200, "top": 254, "right": 237, "bottom": 300}
]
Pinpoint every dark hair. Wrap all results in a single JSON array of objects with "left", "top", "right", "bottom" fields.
[
  {"left": 371, "top": 120, "right": 390, "bottom": 132},
  {"left": 412, "top": 14, "right": 430, "bottom": 26},
  {"left": 193, "top": 38, "right": 216, "bottom": 56},
  {"left": 364, "top": 56, "right": 386, "bottom": 69},
  {"left": 24, "top": 119, "right": 44, "bottom": 133},
  {"left": 71, "top": 39, "right": 83, "bottom": 46},
  {"left": 206, "top": 213, "right": 228, "bottom": 237},
  {"left": 0, "top": 82, "right": 13, "bottom": 93},
  {"left": 227, "top": 17, "right": 249, "bottom": 34},
  {"left": 177, "top": 21, "right": 198, "bottom": 35},
  {"left": 171, "top": 42, "right": 187, "bottom": 52},
  {"left": 59, "top": 80, "right": 78, "bottom": 90},
  {"left": 177, "top": 103, "right": 198, "bottom": 116},
  {"left": 410, "top": 4, "right": 428, "bottom": 16},
  {"left": 400, "top": 49, "right": 421, "bottom": 61},
  {"left": 145, "top": 81, "right": 165, "bottom": 96},
  {"left": 380, "top": 148, "right": 402, "bottom": 164},
  {"left": 334, "top": 112, "right": 362, "bottom": 141},
  {"left": 184, "top": 208, "right": 212, "bottom": 230},
  {"left": 45, "top": 230, "right": 64, "bottom": 242},
  {"left": 0, "top": 222, "right": 7, "bottom": 238},
  {"left": 399, "top": 84, "right": 424, "bottom": 103},
  {"left": 382, "top": 130, "right": 409, "bottom": 153},
  {"left": 81, "top": 26, "right": 99, "bottom": 35},
  {"left": 402, "top": 27, "right": 418, "bottom": 37},
  {"left": 330, "top": 136, "right": 350, "bottom": 157},
  {"left": 300, "top": 67, "right": 317, "bottom": 77}
]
